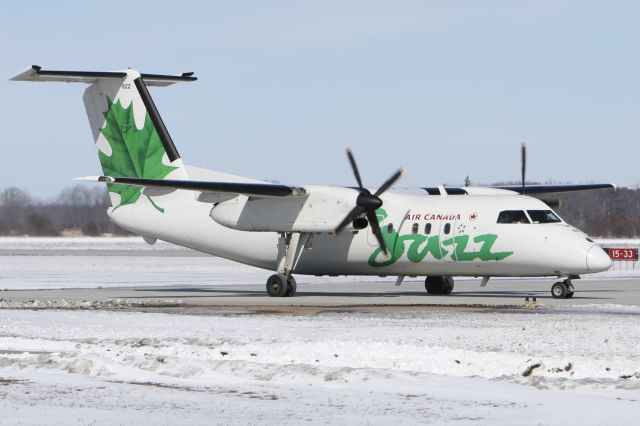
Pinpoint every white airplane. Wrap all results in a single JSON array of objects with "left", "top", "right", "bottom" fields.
[{"left": 12, "top": 66, "right": 615, "bottom": 299}]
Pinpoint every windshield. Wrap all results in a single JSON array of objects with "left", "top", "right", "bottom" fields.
[
  {"left": 497, "top": 210, "right": 530, "bottom": 224},
  {"left": 527, "top": 210, "right": 561, "bottom": 224}
]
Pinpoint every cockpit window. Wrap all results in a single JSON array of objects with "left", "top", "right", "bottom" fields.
[
  {"left": 497, "top": 210, "right": 530, "bottom": 224},
  {"left": 527, "top": 210, "right": 561, "bottom": 224}
]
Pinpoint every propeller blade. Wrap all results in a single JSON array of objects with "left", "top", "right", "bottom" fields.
[
  {"left": 366, "top": 209, "right": 388, "bottom": 255},
  {"left": 346, "top": 149, "right": 364, "bottom": 189},
  {"left": 374, "top": 168, "right": 404, "bottom": 197},
  {"left": 521, "top": 143, "right": 527, "bottom": 195},
  {"left": 333, "top": 206, "right": 365, "bottom": 235}
]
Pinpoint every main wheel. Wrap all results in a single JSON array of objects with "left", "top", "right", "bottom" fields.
[
  {"left": 425, "top": 276, "right": 442, "bottom": 294},
  {"left": 551, "top": 282, "right": 568, "bottom": 299},
  {"left": 425, "top": 276, "right": 453, "bottom": 295},
  {"left": 285, "top": 276, "right": 297, "bottom": 297},
  {"left": 444, "top": 276, "right": 454, "bottom": 294},
  {"left": 266, "top": 274, "right": 289, "bottom": 297}
]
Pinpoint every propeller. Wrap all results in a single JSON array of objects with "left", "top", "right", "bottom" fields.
[
  {"left": 521, "top": 142, "right": 527, "bottom": 195},
  {"left": 520, "top": 145, "right": 561, "bottom": 208},
  {"left": 333, "top": 149, "right": 403, "bottom": 254}
]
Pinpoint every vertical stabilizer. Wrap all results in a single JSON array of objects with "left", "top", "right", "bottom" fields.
[{"left": 11, "top": 66, "right": 196, "bottom": 212}]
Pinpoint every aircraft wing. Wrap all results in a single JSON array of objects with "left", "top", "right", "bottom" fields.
[
  {"left": 493, "top": 183, "right": 616, "bottom": 194},
  {"left": 75, "top": 176, "right": 307, "bottom": 198}
]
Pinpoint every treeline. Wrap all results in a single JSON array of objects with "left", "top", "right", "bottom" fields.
[
  {"left": 0, "top": 185, "right": 637, "bottom": 237},
  {"left": 0, "top": 186, "right": 130, "bottom": 236},
  {"left": 555, "top": 187, "right": 640, "bottom": 237}
]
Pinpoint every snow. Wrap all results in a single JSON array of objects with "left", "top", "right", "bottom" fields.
[
  {"left": 0, "top": 237, "right": 638, "bottom": 423},
  {"left": 0, "top": 236, "right": 183, "bottom": 251},
  {"left": 0, "top": 237, "right": 397, "bottom": 290},
  {"left": 0, "top": 253, "right": 265, "bottom": 289},
  {"left": 0, "top": 308, "right": 639, "bottom": 424},
  {"left": 596, "top": 238, "right": 640, "bottom": 247}
]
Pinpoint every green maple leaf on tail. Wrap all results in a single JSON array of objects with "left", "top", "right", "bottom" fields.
[{"left": 98, "top": 98, "right": 177, "bottom": 212}]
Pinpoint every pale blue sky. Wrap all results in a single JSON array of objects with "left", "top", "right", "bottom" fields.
[{"left": 1, "top": 0, "right": 638, "bottom": 197}]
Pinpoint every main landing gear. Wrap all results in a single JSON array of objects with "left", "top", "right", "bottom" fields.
[
  {"left": 551, "top": 280, "right": 575, "bottom": 299},
  {"left": 425, "top": 276, "right": 454, "bottom": 295},
  {"left": 551, "top": 277, "right": 576, "bottom": 299},
  {"left": 266, "top": 274, "right": 297, "bottom": 297},
  {"left": 266, "top": 232, "right": 311, "bottom": 298}
]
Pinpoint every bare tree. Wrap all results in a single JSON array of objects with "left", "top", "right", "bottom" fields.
[
  {"left": 0, "top": 188, "right": 32, "bottom": 235},
  {"left": 1, "top": 187, "right": 31, "bottom": 207}
]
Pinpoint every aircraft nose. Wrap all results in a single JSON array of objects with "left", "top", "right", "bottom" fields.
[{"left": 586, "top": 245, "right": 612, "bottom": 272}]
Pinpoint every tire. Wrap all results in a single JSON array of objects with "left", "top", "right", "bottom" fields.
[
  {"left": 425, "top": 276, "right": 439, "bottom": 294},
  {"left": 266, "top": 274, "right": 288, "bottom": 297},
  {"left": 285, "top": 276, "right": 297, "bottom": 297},
  {"left": 566, "top": 291, "right": 575, "bottom": 298},
  {"left": 551, "top": 282, "right": 568, "bottom": 299},
  {"left": 444, "top": 276, "right": 454, "bottom": 294},
  {"left": 425, "top": 276, "right": 448, "bottom": 295}
]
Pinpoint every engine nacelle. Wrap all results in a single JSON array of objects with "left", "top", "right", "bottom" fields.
[{"left": 210, "top": 186, "right": 359, "bottom": 232}]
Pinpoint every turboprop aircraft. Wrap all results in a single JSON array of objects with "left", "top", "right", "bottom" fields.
[{"left": 11, "top": 66, "right": 615, "bottom": 299}]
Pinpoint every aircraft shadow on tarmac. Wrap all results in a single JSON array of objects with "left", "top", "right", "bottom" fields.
[{"left": 133, "top": 287, "right": 614, "bottom": 300}]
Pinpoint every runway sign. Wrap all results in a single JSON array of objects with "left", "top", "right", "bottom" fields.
[{"left": 605, "top": 247, "right": 639, "bottom": 261}]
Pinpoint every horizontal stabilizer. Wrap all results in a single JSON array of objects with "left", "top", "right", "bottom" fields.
[
  {"left": 493, "top": 183, "right": 616, "bottom": 194},
  {"left": 74, "top": 176, "right": 307, "bottom": 198},
  {"left": 10, "top": 65, "right": 196, "bottom": 87}
]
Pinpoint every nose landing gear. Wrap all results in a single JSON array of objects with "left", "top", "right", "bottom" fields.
[{"left": 551, "top": 279, "right": 576, "bottom": 299}]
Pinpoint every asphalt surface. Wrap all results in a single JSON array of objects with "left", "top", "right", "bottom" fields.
[{"left": 1, "top": 278, "right": 639, "bottom": 314}]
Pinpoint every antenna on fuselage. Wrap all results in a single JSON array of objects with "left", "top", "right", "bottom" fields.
[{"left": 521, "top": 143, "right": 527, "bottom": 195}]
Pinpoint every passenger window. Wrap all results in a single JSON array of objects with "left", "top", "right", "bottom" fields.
[
  {"left": 387, "top": 223, "right": 393, "bottom": 233},
  {"left": 527, "top": 210, "right": 561, "bottom": 224},
  {"left": 444, "top": 223, "right": 451, "bottom": 234},
  {"left": 412, "top": 223, "right": 419, "bottom": 234},
  {"left": 497, "top": 210, "right": 530, "bottom": 224},
  {"left": 424, "top": 223, "right": 432, "bottom": 234}
]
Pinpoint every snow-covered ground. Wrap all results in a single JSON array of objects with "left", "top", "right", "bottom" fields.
[
  {"left": 0, "top": 237, "right": 638, "bottom": 423},
  {"left": 596, "top": 238, "right": 640, "bottom": 247},
  {"left": 0, "top": 307, "right": 639, "bottom": 424},
  {"left": 0, "top": 236, "right": 186, "bottom": 252}
]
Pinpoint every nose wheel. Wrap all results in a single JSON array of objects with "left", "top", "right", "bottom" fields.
[{"left": 551, "top": 281, "right": 575, "bottom": 299}]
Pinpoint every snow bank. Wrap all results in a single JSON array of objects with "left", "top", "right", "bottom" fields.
[
  {"left": 0, "top": 236, "right": 179, "bottom": 251},
  {"left": 0, "top": 308, "right": 638, "bottom": 424}
]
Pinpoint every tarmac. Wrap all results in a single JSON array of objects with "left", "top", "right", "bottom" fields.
[{"left": 1, "top": 277, "right": 638, "bottom": 315}]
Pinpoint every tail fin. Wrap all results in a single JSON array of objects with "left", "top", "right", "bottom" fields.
[{"left": 11, "top": 65, "right": 196, "bottom": 212}]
